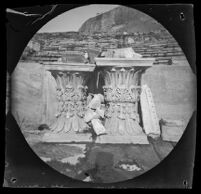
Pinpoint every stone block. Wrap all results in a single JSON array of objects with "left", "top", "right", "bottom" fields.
[
  {"left": 161, "top": 125, "right": 185, "bottom": 142},
  {"left": 87, "top": 94, "right": 104, "bottom": 109},
  {"left": 95, "top": 107, "right": 105, "bottom": 118},
  {"left": 161, "top": 119, "right": 185, "bottom": 142},
  {"left": 42, "top": 132, "right": 92, "bottom": 143},
  {"left": 140, "top": 84, "right": 161, "bottom": 137},
  {"left": 84, "top": 109, "right": 100, "bottom": 123},
  {"left": 95, "top": 133, "right": 149, "bottom": 144},
  {"left": 91, "top": 119, "right": 106, "bottom": 135}
]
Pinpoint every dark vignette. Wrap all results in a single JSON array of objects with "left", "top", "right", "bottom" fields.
[{"left": 4, "top": 3, "right": 197, "bottom": 188}]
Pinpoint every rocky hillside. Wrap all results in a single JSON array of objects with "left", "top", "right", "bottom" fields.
[{"left": 79, "top": 6, "right": 164, "bottom": 35}]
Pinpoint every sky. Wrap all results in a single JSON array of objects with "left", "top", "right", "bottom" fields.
[{"left": 38, "top": 4, "right": 119, "bottom": 33}]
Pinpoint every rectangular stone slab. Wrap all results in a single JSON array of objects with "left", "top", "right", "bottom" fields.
[
  {"left": 95, "top": 134, "right": 149, "bottom": 144},
  {"left": 43, "top": 62, "right": 95, "bottom": 72},
  {"left": 161, "top": 125, "right": 185, "bottom": 142},
  {"left": 95, "top": 58, "right": 154, "bottom": 67},
  {"left": 42, "top": 132, "right": 93, "bottom": 143},
  {"left": 140, "top": 84, "right": 160, "bottom": 137},
  {"left": 41, "top": 133, "right": 149, "bottom": 144}
]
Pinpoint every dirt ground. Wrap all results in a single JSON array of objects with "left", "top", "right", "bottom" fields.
[{"left": 24, "top": 130, "right": 175, "bottom": 183}]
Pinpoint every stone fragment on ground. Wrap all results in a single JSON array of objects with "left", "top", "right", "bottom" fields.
[
  {"left": 118, "top": 164, "right": 141, "bottom": 171},
  {"left": 42, "top": 132, "right": 92, "bottom": 143},
  {"left": 84, "top": 109, "right": 100, "bottom": 122},
  {"left": 57, "top": 144, "right": 87, "bottom": 165},
  {"left": 40, "top": 157, "right": 51, "bottom": 162},
  {"left": 95, "top": 107, "right": 105, "bottom": 118},
  {"left": 82, "top": 176, "right": 93, "bottom": 182},
  {"left": 60, "top": 154, "right": 86, "bottom": 165},
  {"left": 160, "top": 118, "right": 185, "bottom": 142},
  {"left": 91, "top": 119, "right": 106, "bottom": 135},
  {"left": 84, "top": 93, "right": 106, "bottom": 136}
]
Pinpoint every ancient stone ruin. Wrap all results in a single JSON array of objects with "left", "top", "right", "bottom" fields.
[
  {"left": 42, "top": 62, "right": 95, "bottom": 142},
  {"left": 42, "top": 48, "right": 161, "bottom": 144}
]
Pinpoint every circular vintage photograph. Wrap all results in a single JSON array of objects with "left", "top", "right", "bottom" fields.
[{"left": 10, "top": 4, "right": 196, "bottom": 183}]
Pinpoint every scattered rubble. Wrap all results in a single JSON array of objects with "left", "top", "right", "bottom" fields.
[
  {"left": 119, "top": 164, "right": 141, "bottom": 172},
  {"left": 84, "top": 94, "right": 106, "bottom": 136},
  {"left": 60, "top": 154, "right": 86, "bottom": 165}
]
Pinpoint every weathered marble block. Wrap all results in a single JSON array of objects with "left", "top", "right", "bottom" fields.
[
  {"left": 160, "top": 119, "right": 185, "bottom": 142},
  {"left": 42, "top": 62, "right": 95, "bottom": 143},
  {"left": 140, "top": 84, "right": 161, "bottom": 138}
]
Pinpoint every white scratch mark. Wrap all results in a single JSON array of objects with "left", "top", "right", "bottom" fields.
[
  {"left": 31, "top": 5, "right": 58, "bottom": 24},
  {"left": 6, "top": 8, "right": 41, "bottom": 17}
]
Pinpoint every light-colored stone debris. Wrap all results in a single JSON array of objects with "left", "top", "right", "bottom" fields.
[
  {"left": 60, "top": 153, "right": 85, "bottom": 165},
  {"left": 140, "top": 84, "right": 161, "bottom": 138},
  {"left": 83, "top": 176, "right": 93, "bottom": 182},
  {"left": 84, "top": 94, "right": 106, "bottom": 136},
  {"left": 84, "top": 109, "right": 100, "bottom": 123},
  {"left": 161, "top": 118, "right": 185, "bottom": 142},
  {"left": 40, "top": 157, "right": 52, "bottom": 162},
  {"left": 87, "top": 94, "right": 104, "bottom": 109},
  {"left": 91, "top": 119, "right": 106, "bottom": 135},
  {"left": 119, "top": 164, "right": 141, "bottom": 171}
]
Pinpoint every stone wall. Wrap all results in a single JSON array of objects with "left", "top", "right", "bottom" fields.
[{"left": 141, "top": 63, "right": 196, "bottom": 122}]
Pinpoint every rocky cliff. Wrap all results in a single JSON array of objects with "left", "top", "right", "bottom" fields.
[{"left": 79, "top": 6, "right": 164, "bottom": 35}]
